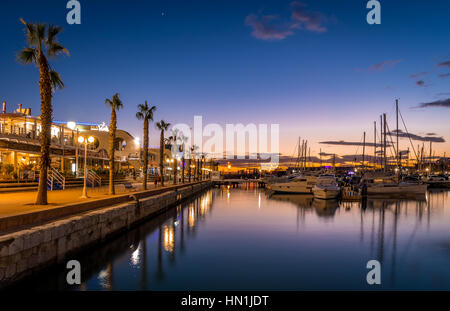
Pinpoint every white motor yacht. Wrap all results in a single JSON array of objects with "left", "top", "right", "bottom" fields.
[
  {"left": 312, "top": 174, "right": 341, "bottom": 200},
  {"left": 268, "top": 174, "right": 317, "bottom": 194}
]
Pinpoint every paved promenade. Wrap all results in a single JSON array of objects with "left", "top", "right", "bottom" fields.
[{"left": 0, "top": 182, "right": 159, "bottom": 219}]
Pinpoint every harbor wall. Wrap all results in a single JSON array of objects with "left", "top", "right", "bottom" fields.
[{"left": 0, "top": 181, "right": 212, "bottom": 288}]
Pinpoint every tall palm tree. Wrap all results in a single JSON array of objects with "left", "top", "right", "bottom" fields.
[
  {"left": 169, "top": 129, "right": 179, "bottom": 185},
  {"left": 105, "top": 93, "right": 123, "bottom": 195},
  {"left": 178, "top": 133, "right": 188, "bottom": 184},
  {"left": 18, "top": 19, "right": 69, "bottom": 205},
  {"left": 190, "top": 145, "right": 199, "bottom": 182},
  {"left": 200, "top": 153, "right": 207, "bottom": 181},
  {"left": 136, "top": 101, "right": 156, "bottom": 190},
  {"left": 156, "top": 120, "right": 170, "bottom": 186}
]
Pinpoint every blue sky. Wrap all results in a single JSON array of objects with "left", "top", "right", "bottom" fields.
[{"left": 0, "top": 0, "right": 449, "bottom": 157}]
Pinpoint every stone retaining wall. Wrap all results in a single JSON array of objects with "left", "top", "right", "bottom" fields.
[{"left": 0, "top": 181, "right": 211, "bottom": 288}]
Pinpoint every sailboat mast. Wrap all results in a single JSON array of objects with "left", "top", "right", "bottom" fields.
[
  {"left": 396, "top": 99, "right": 399, "bottom": 169},
  {"left": 380, "top": 115, "right": 383, "bottom": 169},
  {"left": 362, "top": 131, "right": 366, "bottom": 170},
  {"left": 421, "top": 143, "right": 425, "bottom": 172},
  {"left": 308, "top": 147, "right": 311, "bottom": 169},
  {"left": 407, "top": 147, "right": 410, "bottom": 168},
  {"left": 383, "top": 113, "right": 387, "bottom": 171},
  {"left": 320, "top": 148, "right": 322, "bottom": 168},
  {"left": 374, "top": 121, "right": 377, "bottom": 170},
  {"left": 304, "top": 140, "right": 308, "bottom": 170},
  {"left": 429, "top": 141, "right": 432, "bottom": 173}
]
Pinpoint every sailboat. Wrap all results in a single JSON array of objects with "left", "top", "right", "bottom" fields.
[
  {"left": 362, "top": 172, "right": 427, "bottom": 195},
  {"left": 363, "top": 99, "right": 428, "bottom": 196}
]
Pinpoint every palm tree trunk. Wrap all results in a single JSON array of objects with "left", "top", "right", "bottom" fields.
[
  {"left": 159, "top": 130, "right": 164, "bottom": 187},
  {"left": 108, "top": 109, "right": 116, "bottom": 195},
  {"left": 197, "top": 159, "right": 200, "bottom": 181},
  {"left": 173, "top": 136, "right": 177, "bottom": 184},
  {"left": 173, "top": 158, "right": 177, "bottom": 185},
  {"left": 182, "top": 156, "right": 185, "bottom": 183},
  {"left": 142, "top": 118, "right": 149, "bottom": 190},
  {"left": 188, "top": 158, "right": 191, "bottom": 183},
  {"left": 35, "top": 52, "right": 52, "bottom": 205}
]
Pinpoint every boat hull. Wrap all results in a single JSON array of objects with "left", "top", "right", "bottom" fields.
[
  {"left": 425, "top": 181, "right": 450, "bottom": 188},
  {"left": 367, "top": 184, "right": 427, "bottom": 195},
  {"left": 269, "top": 183, "right": 312, "bottom": 194},
  {"left": 312, "top": 188, "right": 340, "bottom": 199}
]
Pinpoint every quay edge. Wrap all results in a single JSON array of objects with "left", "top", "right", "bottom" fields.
[{"left": 0, "top": 181, "right": 212, "bottom": 288}]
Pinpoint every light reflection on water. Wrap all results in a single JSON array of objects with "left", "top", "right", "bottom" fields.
[{"left": 15, "top": 185, "right": 450, "bottom": 290}]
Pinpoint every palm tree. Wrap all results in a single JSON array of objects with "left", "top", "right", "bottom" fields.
[
  {"left": 190, "top": 145, "right": 199, "bottom": 182},
  {"left": 136, "top": 101, "right": 156, "bottom": 190},
  {"left": 178, "top": 134, "right": 188, "bottom": 184},
  {"left": 18, "top": 19, "right": 69, "bottom": 205},
  {"left": 105, "top": 93, "right": 123, "bottom": 195},
  {"left": 200, "top": 153, "right": 207, "bottom": 181},
  {"left": 156, "top": 120, "right": 170, "bottom": 186},
  {"left": 169, "top": 129, "right": 179, "bottom": 185}
]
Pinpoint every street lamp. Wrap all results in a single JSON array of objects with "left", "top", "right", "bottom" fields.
[{"left": 78, "top": 135, "right": 94, "bottom": 198}]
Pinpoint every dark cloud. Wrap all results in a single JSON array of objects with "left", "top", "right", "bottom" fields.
[
  {"left": 410, "top": 72, "right": 427, "bottom": 78},
  {"left": 319, "top": 152, "right": 336, "bottom": 157},
  {"left": 245, "top": 14, "right": 294, "bottom": 40},
  {"left": 368, "top": 59, "right": 402, "bottom": 72},
  {"left": 290, "top": 1, "right": 327, "bottom": 33},
  {"left": 319, "top": 140, "right": 388, "bottom": 147},
  {"left": 416, "top": 80, "right": 425, "bottom": 87},
  {"left": 245, "top": 1, "right": 328, "bottom": 41},
  {"left": 389, "top": 129, "right": 445, "bottom": 143},
  {"left": 437, "top": 61, "right": 450, "bottom": 67},
  {"left": 417, "top": 98, "right": 450, "bottom": 109},
  {"left": 438, "top": 73, "right": 450, "bottom": 78}
]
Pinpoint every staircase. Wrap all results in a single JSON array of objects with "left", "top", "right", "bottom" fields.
[
  {"left": 86, "top": 170, "right": 102, "bottom": 187},
  {"left": 47, "top": 168, "right": 66, "bottom": 191}
]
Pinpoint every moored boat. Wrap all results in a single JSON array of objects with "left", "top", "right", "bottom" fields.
[
  {"left": 312, "top": 174, "right": 341, "bottom": 199},
  {"left": 268, "top": 175, "right": 317, "bottom": 194},
  {"left": 423, "top": 175, "right": 450, "bottom": 188},
  {"left": 362, "top": 173, "right": 427, "bottom": 195}
]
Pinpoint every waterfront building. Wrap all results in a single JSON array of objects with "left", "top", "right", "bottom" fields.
[{"left": 0, "top": 102, "right": 177, "bottom": 181}]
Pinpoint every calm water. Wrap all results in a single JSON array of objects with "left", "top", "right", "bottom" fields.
[{"left": 14, "top": 184, "right": 450, "bottom": 290}]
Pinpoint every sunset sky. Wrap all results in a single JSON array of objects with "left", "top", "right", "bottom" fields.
[{"left": 0, "top": 0, "right": 449, "bottom": 162}]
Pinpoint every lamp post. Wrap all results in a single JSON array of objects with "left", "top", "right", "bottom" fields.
[{"left": 78, "top": 135, "right": 94, "bottom": 198}]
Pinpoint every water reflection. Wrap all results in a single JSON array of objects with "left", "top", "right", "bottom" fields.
[{"left": 12, "top": 183, "right": 450, "bottom": 290}]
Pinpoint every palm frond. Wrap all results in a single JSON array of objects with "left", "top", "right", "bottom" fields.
[
  {"left": 17, "top": 48, "right": 37, "bottom": 64},
  {"left": 105, "top": 98, "right": 113, "bottom": 108},
  {"left": 46, "top": 24, "right": 63, "bottom": 46},
  {"left": 137, "top": 103, "right": 147, "bottom": 112},
  {"left": 49, "top": 70, "right": 65, "bottom": 91},
  {"left": 136, "top": 111, "right": 144, "bottom": 120},
  {"left": 156, "top": 120, "right": 170, "bottom": 131},
  {"left": 20, "top": 18, "right": 38, "bottom": 47},
  {"left": 112, "top": 93, "right": 123, "bottom": 110},
  {"left": 36, "top": 23, "right": 47, "bottom": 47},
  {"left": 147, "top": 105, "right": 157, "bottom": 121},
  {"left": 48, "top": 42, "right": 69, "bottom": 57}
]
